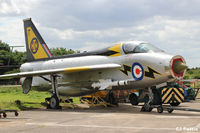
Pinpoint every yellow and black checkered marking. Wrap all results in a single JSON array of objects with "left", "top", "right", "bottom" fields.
[{"left": 161, "top": 87, "right": 184, "bottom": 104}]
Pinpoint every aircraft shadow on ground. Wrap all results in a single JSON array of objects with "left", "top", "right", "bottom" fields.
[{"left": 16, "top": 102, "right": 47, "bottom": 110}]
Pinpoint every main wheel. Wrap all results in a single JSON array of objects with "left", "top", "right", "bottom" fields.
[
  {"left": 15, "top": 112, "right": 19, "bottom": 116},
  {"left": 157, "top": 106, "right": 163, "bottom": 113},
  {"left": 3, "top": 113, "right": 7, "bottom": 118},
  {"left": 106, "top": 91, "right": 118, "bottom": 106},
  {"left": 143, "top": 103, "right": 153, "bottom": 112},
  {"left": 170, "top": 102, "right": 180, "bottom": 106},
  {"left": 168, "top": 108, "right": 174, "bottom": 113},
  {"left": 49, "top": 95, "right": 60, "bottom": 109},
  {"left": 129, "top": 93, "right": 139, "bottom": 105}
]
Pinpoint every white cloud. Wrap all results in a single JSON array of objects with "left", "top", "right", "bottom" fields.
[
  {"left": 0, "top": 17, "right": 25, "bottom": 51},
  {"left": 79, "top": 42, "right": 111, "bottom": 52},
  {"left": 0, "top": 0, "right": 39, "bottom": 16},
  {"left": 0, "top": 0, "right": 20, "bottom": 15},
  {"left": 0, "top": 0, "right": 200, "bottom": 67}
]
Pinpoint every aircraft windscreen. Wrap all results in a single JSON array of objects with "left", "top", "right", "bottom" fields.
[
  {"left": 134, "top": 43, "right": 164, "bottom": 53},
  {"left": 122, "top": 43, "right": 164, "bottom": 54},
  {"left": 122, "top": 43, "right": 137, "bottom": 54}
]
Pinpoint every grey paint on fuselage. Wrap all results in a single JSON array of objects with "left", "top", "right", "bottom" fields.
[
  {"left": 21, "top": 51, "right": 173, "bottom": 96},
  {"left": 0, "top": 18, "right": 187, "bottom": 99}
]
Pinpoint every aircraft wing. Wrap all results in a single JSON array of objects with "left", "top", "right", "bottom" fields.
[{"left": 0, "top": 64, "right": 121, "bottom": 79}]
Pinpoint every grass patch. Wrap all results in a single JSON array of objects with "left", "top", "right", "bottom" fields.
[
  {"left": 185, "top": 68, "right": 200, "bottom": 81},
  {"left": 0, "top": 85, "right": 81, "bottom": 111},
  {"left": 0, "top": 86, "right": 50, "bottom": 110}
]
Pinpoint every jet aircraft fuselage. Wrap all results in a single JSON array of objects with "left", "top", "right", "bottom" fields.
[
  {"left": 0, "top": 18, "right": 187, "bottom": 109},
  {"left": 20, "top": 41, "right": 186, "bottom": 97}
]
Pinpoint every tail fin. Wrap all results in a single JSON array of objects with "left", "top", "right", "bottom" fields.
[{"left": 23, "top": 18, "right": 52, "bottom": 62}]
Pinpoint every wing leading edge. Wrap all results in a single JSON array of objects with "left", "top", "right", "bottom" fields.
[{"left": 0, "top": 64, "right": 121, "bottom": 79}]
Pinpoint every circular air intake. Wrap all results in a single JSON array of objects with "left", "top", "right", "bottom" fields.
[{"left": 169, "top": 55, "right": 187, "bottom": 79}]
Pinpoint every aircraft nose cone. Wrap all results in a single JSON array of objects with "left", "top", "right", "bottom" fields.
[
  {"left": 170, "top": 55, "right": 187, "bottom": 79},
  {"left": 173, "top": 60, "right": 187, "bottom": 74}
]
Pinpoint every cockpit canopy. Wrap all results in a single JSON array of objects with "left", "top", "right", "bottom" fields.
[{"left": 122, "top": 42, "right": 164, "bottom": 54}]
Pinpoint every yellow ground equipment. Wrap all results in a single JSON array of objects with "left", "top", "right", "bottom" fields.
[
  {"left": 80, "top": 89, "right": 139, "bottom": 107},
  {"left": 80, "top": 91, "right": 111, "bottom": 107}
]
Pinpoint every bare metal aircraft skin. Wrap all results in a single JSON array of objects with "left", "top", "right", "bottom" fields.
[{"left": 0, "top": 18, "right": 187, "bottom": 109}]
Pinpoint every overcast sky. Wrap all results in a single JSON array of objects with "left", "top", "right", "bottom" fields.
[{"left": 0, "top": 0, "right": 200, "bottom": 68}]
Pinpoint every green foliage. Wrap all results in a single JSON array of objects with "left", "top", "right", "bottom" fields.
[
  {"left": 0, "top": 42, "right": 27, "bottom": 66},
  {"left": 0, "top": 41, "right": 26, "bottom": 75},
  {"left": 0, "top": 86, "right": 51, "bottom": 110},
  {"left": 0, "top": 42, "right": 10, "bottom": 52},
  {"left": 0, "top": 40, "right": 79, "bottom": 76},
  {"left": 12, "top": 50, "right": 27, "bottom": 65},
  {"left": 4, "top": 69, "right": 19, "bottom": 74},
  {"left": 0, "top": 86, "right": 80, "bottom": 110},
  {"left": 50, "top": 47, "right": 80, "bottom": 56},
  {"left": 0, "top": 49, "right": 12, "bottom": 65},
  {"left": 185, "top": 67, "right": 200, "bottom": 79}
]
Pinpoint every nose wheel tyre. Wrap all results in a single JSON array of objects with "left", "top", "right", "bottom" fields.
[
  {"left": 168, "top": 108, "right": 174, "bottom": 113},
  {"left": 170, "top": 102, "right": 180, "bottom": 106},
  {"left": 3, "top": 113, "right": 7, "bottom": 118},
  {"left": 15, "top": 112, "right": 19, "bottom": 116},
  {"left": 157, "top": 106, "right": 163, "bottom": 113},
  {"left": 50, "top": 95, "right": 60, "bottom": 109}
]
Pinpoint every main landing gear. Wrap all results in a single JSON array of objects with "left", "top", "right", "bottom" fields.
[
  {"left": 46, "top": 75, "right": 62, "bottom": 109},
  {"left": 139, "top": 87, "right": 194, "bottom": 114},
  {"left": 141, "top": 87, "right": 154, "bottom": 112}
]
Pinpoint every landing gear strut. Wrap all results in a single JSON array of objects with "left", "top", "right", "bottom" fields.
[
  {"left": 46, "top": 75, "right": 61, "bottom": 109},
  {"left": 141, "top": 88, "right": 153, "bottom": 112},
  {"left": 106, "top": 91, "right": 118, "bottom": 106}
]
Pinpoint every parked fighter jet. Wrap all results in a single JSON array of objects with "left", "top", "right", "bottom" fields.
[{"left": 0, "top": 18, "right": 187, "bottom": 110}]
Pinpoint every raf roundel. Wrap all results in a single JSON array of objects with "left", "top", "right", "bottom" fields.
[{"left": 132, "top": 62, "right": 144, "bottom": 81}]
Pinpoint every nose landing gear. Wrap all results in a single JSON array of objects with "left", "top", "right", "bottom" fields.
[{"left": 141, "top": 87, "right": 154, "bottom": 112}]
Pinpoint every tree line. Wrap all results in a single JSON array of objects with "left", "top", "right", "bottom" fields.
[
  {"left": 0, "top": 41, "right": 199, "bottom": 84},
  {"left": 0, "top": 41, "right": 79, "bottom": 84}
]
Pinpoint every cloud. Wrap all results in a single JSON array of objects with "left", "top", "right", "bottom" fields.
[
  {"left": 0, "top": 0, "right": 39, "bottom": 16},
  {"left": 0, "top": 0, "right": 200, "bottom": 67},
  {"left": 0, "top": 17, "right": 25, "bottom": 51},
  {"left": 0, "top": 0, "right": 21, "bottom": 15}
]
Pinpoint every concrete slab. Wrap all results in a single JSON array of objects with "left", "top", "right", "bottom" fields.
[{"left": 0, "top": 101, "right": 200, "bottom": 133}]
